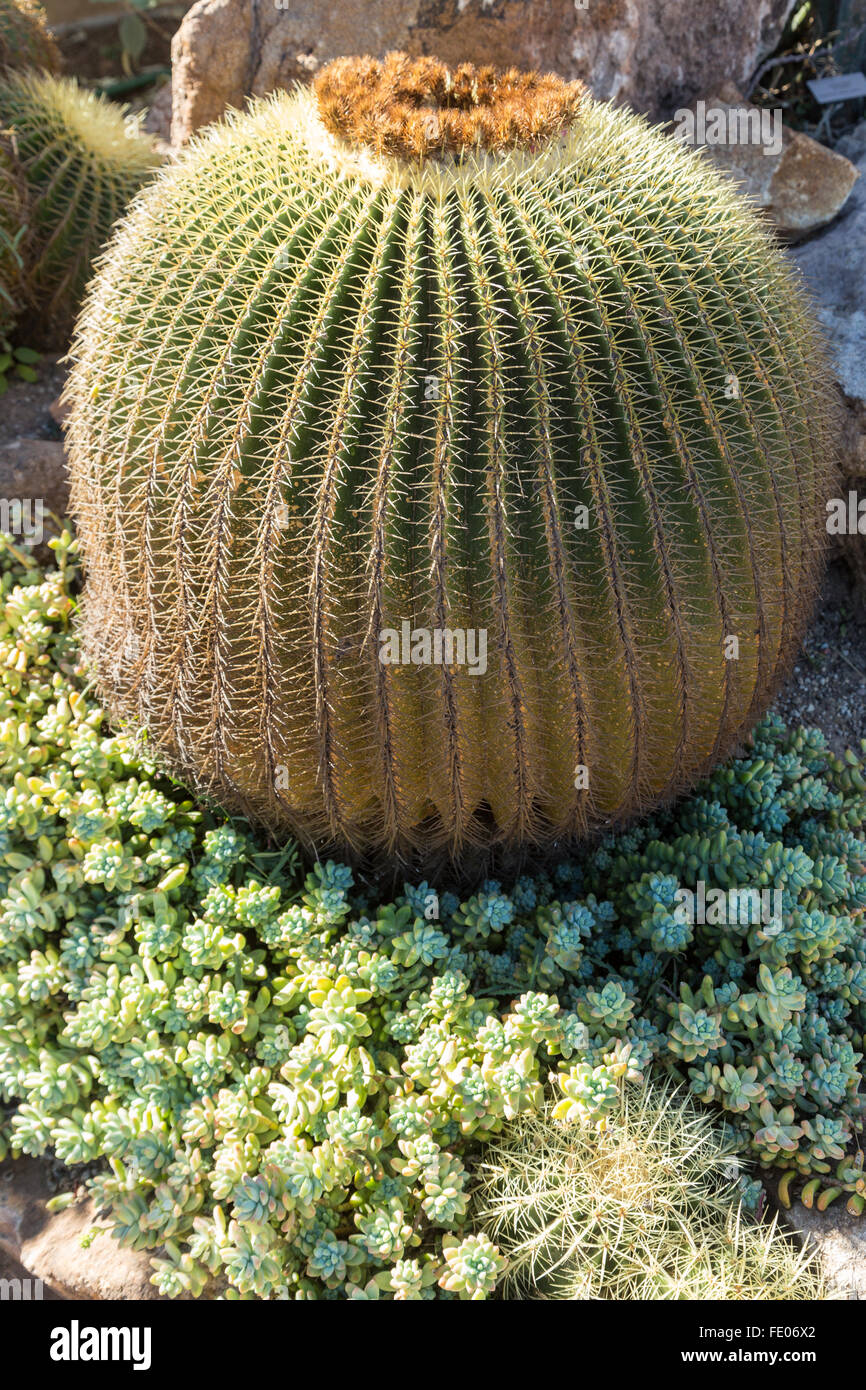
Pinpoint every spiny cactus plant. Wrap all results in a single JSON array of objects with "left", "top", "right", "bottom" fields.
[
  {"left": 0, "top": 71, "right": 160, "bottom": 339},
  {"left": 0, "top": 0, "right": 60, "bottom": 78},
  {"left": 473, "top": 1083, "right": 824, "bottom": 1299},
  {"left": 65, "top": 52, "right": 838, "bottom": 859}
]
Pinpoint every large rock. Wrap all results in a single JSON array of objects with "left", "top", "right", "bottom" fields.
[
  {"left": 0, "top": 1245, "right": 63, "bottom": 1300},
  {"left": 0, "top": 1158, "right": 160, "bottom": 1301},
  {"left": 675, "top": 82, "right": 859, "bottom": 241},
  {"left": 788, "top": 144, "right": 866, "bottom": 591},
  {"left": 170, "top": 0, "right": 797, "bottom": 144},
  {"left": 0, "top": 438, "right": 69, "bottom": 518},
  {"left": 791, "top": 146, "right": 866, "bottom": 423},
  {"left": 0, "top": 438, "right": 69, "bottom": 562}
]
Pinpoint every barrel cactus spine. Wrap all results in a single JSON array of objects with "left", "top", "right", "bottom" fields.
[
  {"left": 0, "top": 71, "right": 160, "bottom": 338},
  {"left": 65, "top": 53, "right": 838, "bottom": 859},
  {"left": 474, "top": 1084, "right": 824, "bottom": 1300},
  {"left": 0, "top": 0, "right": 61, "bottom": 79}
]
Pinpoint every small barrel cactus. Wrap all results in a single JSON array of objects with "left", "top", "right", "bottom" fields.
[
  {"left": 0, "top": 71, "right": 160, "bottom": 338},
  {"left": 474, "top": 1083, "right": 823, "bottom": 1300},
  {"left": 0, "top": 0, "right": 61, "bottom": 78},
  {"left": 65, "top": 53, "right": 837, "bottom": 858}
]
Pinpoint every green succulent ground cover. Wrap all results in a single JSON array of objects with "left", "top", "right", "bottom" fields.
[{"left": 0, "top": 533, "right": 865, "bottom": 1298}]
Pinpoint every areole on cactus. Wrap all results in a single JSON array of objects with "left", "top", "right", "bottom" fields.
[{"left": 65, "top": 52, "right": 838, "bottom": 859}]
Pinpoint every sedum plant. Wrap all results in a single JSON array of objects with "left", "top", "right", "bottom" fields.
[
  {"left": 0, "top": 71, "right": 160, "bottom": 338},
  {"left": 1, "top": 536, "right": 865, "bottom": 1297},
  {"left": 473, "top": 1082, "right": 823, "bottom": 1299},
  {"left": 0, "top": 0, "right": 60, "bottom": 79},
  {"left": 64, "top": 52, "right": 837, "bottom": 859}
]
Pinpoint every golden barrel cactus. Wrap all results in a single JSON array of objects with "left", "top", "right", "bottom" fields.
[
  {"left": 65, "top": 54, "right": 837, "bottom": 858},
  {"left": 0, "top": 0, "right": 61, "bottom": 79},
  {"left": 0, "top": 72, "right": 161, "bottom": 339}
]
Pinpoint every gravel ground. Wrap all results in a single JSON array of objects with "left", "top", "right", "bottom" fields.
[
  {"left": 0, "top": 357, "right": 67, "bottom": 449},
  {"left": 774, "top": 558, "right": 866, "bottom": 755}
]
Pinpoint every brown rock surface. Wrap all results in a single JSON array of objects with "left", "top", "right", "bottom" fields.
[
  {"left": 0, "top": 1245, "right": 63, "bottom": 1299},
  {"left": 0, "top": 438, "right": 69, "bottom": 518},
  {"left": 0, "top": 437, "right": 69, "bottom": 561},
  {"left": 789, "top": 143, "right": 866, "bottom": 594},
  {"left": 0, "top": 1157, "right": 160, "bottom": 1301},
  {"left": 0, "top": 436, "right": 68, "bottom": 563},
  {"left": 170, "top": 0, "right": 798, "bottom": 144},
  {"left": 675, "top": 82, "right": 859, "bottom": 240}
]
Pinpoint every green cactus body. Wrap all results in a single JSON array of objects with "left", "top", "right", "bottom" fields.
[
  {"left": 65, "top": 57, "right": 837, "bottom": 858},
  {"left": 0, "top": 72, "right": 160, "bottom": 337},
  {"left": 0, "top": 0, "right": 60, "bottom": 78}
]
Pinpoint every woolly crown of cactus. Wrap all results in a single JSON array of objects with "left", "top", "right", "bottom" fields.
[
  {"left": 65, "top": 53, "right": 837, "bottom": 860},
  {"left": 0, "top": 0, "right": 60, "bottom": 78},
  {"left": 0, "top": 71, "right": 160, "bottom": 338}
]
